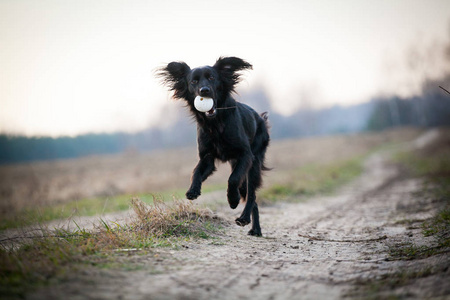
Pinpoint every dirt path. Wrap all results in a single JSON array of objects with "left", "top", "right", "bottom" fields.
[{"left": 28, "top": 139, "right": 449, "bottom": 299}]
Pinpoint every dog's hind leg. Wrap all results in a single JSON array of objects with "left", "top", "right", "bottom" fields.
[
  {"left": 235, "top": 159, "right": 261, "bottom": 232},
  {"left": 247, "top": 203, "right": 262, "bottom": 236}
]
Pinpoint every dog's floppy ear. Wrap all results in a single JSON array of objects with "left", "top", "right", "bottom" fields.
[
  {"left": 214, "top": 57, "right": 252, "bottom": 92},
  {"left": 157, "top": 61, "right": 191, "bottom": 99}
]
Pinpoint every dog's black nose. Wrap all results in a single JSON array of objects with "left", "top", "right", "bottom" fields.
[{"left": 199, "top": 87, "right": 211, "bottom": 96}]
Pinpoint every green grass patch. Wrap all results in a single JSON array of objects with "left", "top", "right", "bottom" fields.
[
  {"left": 1, "top": 194, "right": 143, "bottom": 230},
  {"left": 0, "top": 193, "right": 150, "bottom": 231},
  {"left": 422, "top": 207, "right": 450, "bottom": 250},
  {"left": 388, "top": 242, "right": 445, "bottom": 260},
  {"left": 1, "top": 184, "right": 227, "bottom": 231},
  {"left": 0, "top": 197, "right": 224, "bottom": 297},
  {"left": 394, "top": 148, "right": 450, "bottom": 178},
  {"left": 261, "top": 156, "right": 364, "bottom": 203},
  {"left": 348, "top": 143, "right": 450, "bottom": 299},
  {"left": 393, "top": 148, "right": 450, "bottom": 257},
  {"left": 348, "top": 267, "right": 437, "bottom": 300},
  {"left": 0, "top": 236, "right": 79, "bottom": 298}
]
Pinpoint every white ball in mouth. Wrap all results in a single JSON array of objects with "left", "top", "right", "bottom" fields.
[{"left": 194, "top": 96, "right": 214, "bottom": 112}]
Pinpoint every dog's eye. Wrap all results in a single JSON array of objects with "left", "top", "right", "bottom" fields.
[
  {"left": 191, "top": 79, "right": 198, "bottom": 84},
  {"left": 208, "top": 76, "right": 214, "bottom": 81}
]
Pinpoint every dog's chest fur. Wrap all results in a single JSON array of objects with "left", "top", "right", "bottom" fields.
[{"left": 203, "top": 122, "right": 243, "bottom": 162}]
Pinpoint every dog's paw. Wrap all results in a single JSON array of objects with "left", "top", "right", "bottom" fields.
[
  {"left": 247, "top": 228, "right": 262, "bottom": 237},
  {"left": 227, "top": 188, "right": 240, "bottom": 209},
  {"left": 235, "top": 216, "right": 251, "bottom": 227},
  {"left": 186, "top": 189, "right": 200, "bottom": 200}
]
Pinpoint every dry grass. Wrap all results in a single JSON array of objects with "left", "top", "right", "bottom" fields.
[
  {"left": 129, "top": 197, "right": 223, "bottom": 239},
  {"left": 0, "top": 147, "right": 199, "bottom": 215},
  {"left": 0, "top": 128, "right": 424, "bottom": 231},
  {"left": 260, "top": 156, "right": 364, "bottom": 203},
  {"left": 0, "top": 128, "right": 422, "bottom": 220},
  {"left": 58, "top": 197, "right": 224, "bottom": 252},
  {"left": 0, "top": 197, "right": 225, "bottom": 297}
]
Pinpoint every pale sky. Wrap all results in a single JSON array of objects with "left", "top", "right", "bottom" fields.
[{"left": 1, "top": 0, "right": 449, "bottom": 136}]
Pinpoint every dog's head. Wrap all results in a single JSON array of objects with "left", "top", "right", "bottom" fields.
[{"left": 158, "top": 57, "right": 252, "bottom": 118}]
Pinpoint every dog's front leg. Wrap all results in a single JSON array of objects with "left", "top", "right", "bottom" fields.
[
  {"left": 186, "top": 154, "right": 216, "bottom": 200},
  {"left": 227, "top": 152, "right": 252, "bottom": 209}
]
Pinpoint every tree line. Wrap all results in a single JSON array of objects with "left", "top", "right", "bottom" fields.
[
  {"left": 1, "top": 77, "right": 449, "bottom": 165},
  {"left": 367, "top": 75, "right": 450, "bottom": 130}
]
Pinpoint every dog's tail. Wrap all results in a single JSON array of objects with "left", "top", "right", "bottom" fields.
[
  {"left": 262, "top": 162, "right": 272, "bottom": 172},
  {"left": 260, "top": 111, "right": 269, "bottom": 123},
  {"left": 260, "top": 112, "right": 272, "bottom": 172}
]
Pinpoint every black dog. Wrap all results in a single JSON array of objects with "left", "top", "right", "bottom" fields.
[{"left": 158, "top": 57, "right": 270, "bottom": 236}]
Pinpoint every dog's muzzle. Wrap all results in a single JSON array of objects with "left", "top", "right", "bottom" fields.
[{"left": 205, "top": 107, "right": 217, "bottom": 118}]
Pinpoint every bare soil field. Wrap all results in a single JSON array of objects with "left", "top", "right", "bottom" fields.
[{"left": 2, "top": 128, "right": 450, "bottom": 299}]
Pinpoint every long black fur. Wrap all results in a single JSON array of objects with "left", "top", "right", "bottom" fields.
[{"left": 157, "top": 57, "right": 270, "bottom": 236}]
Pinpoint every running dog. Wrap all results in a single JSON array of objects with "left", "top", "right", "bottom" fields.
[{"left": 158, "top": 57, "right": 270, "bottom": 236}]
